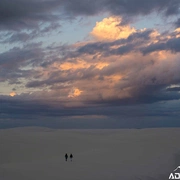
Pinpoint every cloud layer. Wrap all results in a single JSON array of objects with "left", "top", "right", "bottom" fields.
[
  {"left": 0, "top": 0, "right": 179, "bottom": 31},
  {"left": 1, "top": 0, "right": 180, "bottom": 128}
]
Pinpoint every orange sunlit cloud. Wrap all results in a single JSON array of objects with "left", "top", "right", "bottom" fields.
[
  {"left": 59, "top": 60, "right": 90, "bottom": 71},
  {"left": 95, "top": 62, "right": 109, "bottom": 69},
  {"left": 91, "top": 16, "right": 136, "bottom": 41},
  {"left": 68, "top": 87, "right": 83, "bottom": 98},
  {"left": 175, "top": 28, "right": 180, "bottom": 38},
  {"left": 9, "top": 92, "right": 16, "bottom": 97},
  {"left": 56, "top": 59, "right": 109, "bottom": 71}
]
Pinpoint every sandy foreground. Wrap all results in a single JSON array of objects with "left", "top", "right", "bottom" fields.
[{"left": 0, "top": 127, "right": 180, "bottom": 180}]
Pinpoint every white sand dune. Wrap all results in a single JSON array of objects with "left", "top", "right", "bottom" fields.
[{"left": 0, "top": 127, "right": 180, "bottom": 180}]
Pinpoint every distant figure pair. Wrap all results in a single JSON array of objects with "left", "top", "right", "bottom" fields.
[{"left": 65, "top": 153, "right": 73, "bottom": 161}]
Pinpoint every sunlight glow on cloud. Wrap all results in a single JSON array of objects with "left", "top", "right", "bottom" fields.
[
  {"left": 95, "top": 62, "right": 109, "bottom": 70},
  {"left": 68, "top": 87, "right": 83, "bottom": 98},
  {"left": 57, "top": 59, "right": 109, "bottom": 71},
  {"left": 91, "top": 16, "right": 136, "bottom": 41},
  {"left": 9, "top": 92, "right": 16, "bottom": 97},
  {"left": 175, "top": 28, "right": 180, "bottom": 38},
  {"left": 59, "top": 60, "right": 89, "bottom": 71}
]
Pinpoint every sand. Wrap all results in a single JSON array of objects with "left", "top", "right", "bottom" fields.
[{"left": 0, "top": 127, "right": 180, "bottom": 180}]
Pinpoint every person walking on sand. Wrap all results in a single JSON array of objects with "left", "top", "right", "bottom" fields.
[
  {"left": 65, "top": 153, "right": 68, "bottom": 161},
  {"left": 70, "top": 154, "right": 73, "bottom": 161}
]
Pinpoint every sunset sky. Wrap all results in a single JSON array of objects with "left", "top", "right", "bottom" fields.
[{"left": 1, "top": 0, "right": 180, "bottom": 128}]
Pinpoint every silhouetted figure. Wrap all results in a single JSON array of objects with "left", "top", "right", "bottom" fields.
[
  {"left": 70, "top": 154, "right": 73, "bottom": 161},
  {"left": 65, "top": 153, "right": 68, "bottom": 161}
]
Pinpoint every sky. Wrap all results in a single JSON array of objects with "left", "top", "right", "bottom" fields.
[{"left": 0, "top": 0, "right": 180, "bottom": 129}]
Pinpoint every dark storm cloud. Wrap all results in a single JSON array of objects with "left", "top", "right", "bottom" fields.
[
  {"left": 0, "top": 95, "right": 172, "bottom": 117},
  {"left": 0, "top": 0, "right": 179, "bottom": 31},
  {"left": 41, "top": 23, "right": 61, "bottom": 33},
  {"left": 78, "top": 42, "right": 110, "bottom": 55},
  {"left": 85, "top": 85, "right": 180, "bottom": 106},
  {"left": 0, "top": 42, "right": 73, "bottom": 84},
  {"left": 175, "top": 18, "right": 180, "bottom": 28},
  {"left": 0, "top": 96, "right": 96, "bottom": 118},
  {"left": 0, "top": 43, "right": 43, "bottom": 67},
  {"left": 105, "top": 0, "right": 178, "bottom": 16},
  {"left": 142, "top": 37, "right": 180, "bottom": 54},
  {"left": 26, "top": 65, "right": 98, "bottom": 88},
  {"left": 107, "top": 44, "right": 134, "bottom": 55},
  {"left": 2, "top": 32, "right": 35, "bottom": 43},
  {"left": 64, "top": 0, "right": 180, "bottom": 18},
  {"left": 0, "top": 0, "right": 61, "bottom": 30},
  {"left": 0, "top": 43, "right": 44, "bottom": 82},
  {"left": 1, "top": 95, "right": 180, "bottom": 129}
]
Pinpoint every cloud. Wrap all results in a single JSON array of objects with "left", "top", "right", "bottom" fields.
[
  {"left": 20, "top": 16, "right": 180, "bottom": 108},
  {"left": 25, "top": 50, "right": 180, "bottom": 106},
  {"left": 166, "top": 87, "right": 180, "bottom": 92},
  {"left": 106, "top": 0, "right": 180, "bottom": 17},
  {"left": 68, "top": 87, "right": 83, "bottom": 98},
  {"left": 2, "top": 32, "right": 36, "bottom": 43},
  {"left": 1, "top": 95, "right": 180, "bottom": 128},
  {"left": 0, "top": 0, "right": 179, "bottom": 32},
  {"left": 0, "top": 43, "right": 44, "bottom": 83},
  {"left": 63, "top": 0, "right": 180, "bottom": 18},
  {"left": 9, "top": 92, "right": 16, "bottom": 97},
  {"left": 0, "top": 0, "right": 61, "bottom": 31},
  {"left": 175, "top": 18, "right": 180, "bottom": 28},
  {"left": 142, "top": 37, "right": 180, "bottom": 54},
  {"left": 78, "top": 28, "right": 156, "bottom": 56},
  {"left": 0, "top": 1, "right": 180, "bottom": 129},
  {"left": 91, "top": 16, "right": 136, "bottom": 40}
]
